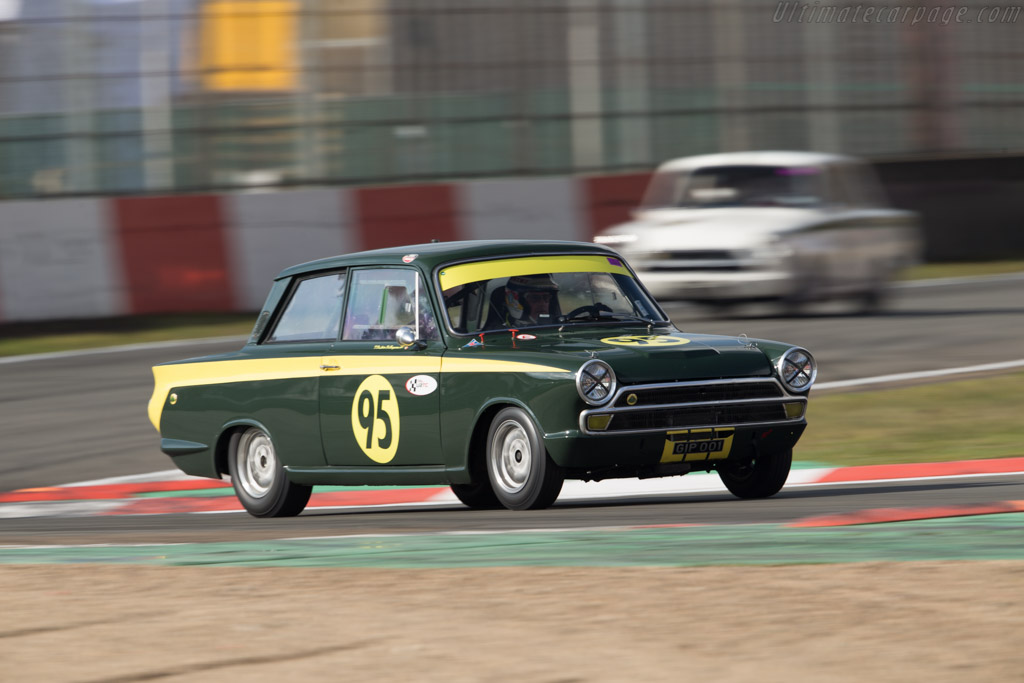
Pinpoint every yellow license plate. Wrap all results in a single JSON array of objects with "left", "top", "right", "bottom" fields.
[{"left": 660, "top": 428, "right": 735, "bottom": 463}]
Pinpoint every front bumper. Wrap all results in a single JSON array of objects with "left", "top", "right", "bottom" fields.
[
  {"left": 545, "top": 376, "right": 809, "bottom": 477},
  {"left": 545, "top": 422, "right": 806, "bottom": 476}
]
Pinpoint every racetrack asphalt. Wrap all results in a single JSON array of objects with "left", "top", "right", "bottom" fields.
[
  {"left": 2, "top": 274, "right": 1023, "bottom": 492},
  {"left": 1, "top": 275, "right": 1022, "bottom": 566}
]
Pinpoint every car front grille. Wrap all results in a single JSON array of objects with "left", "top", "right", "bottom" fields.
[
  {"left": 580, "top": 378, "right": 805, "bottom": 435},
  {"left": 610, "top": 403, "right": 788, "bottom": 431},
  {"left": 613, "top": 382, "right": 782, "bottom": 407}
]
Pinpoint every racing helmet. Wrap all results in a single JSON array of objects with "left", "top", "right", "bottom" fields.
[{"left": 505, "top": 274, "right": 559, "bottom": 320}]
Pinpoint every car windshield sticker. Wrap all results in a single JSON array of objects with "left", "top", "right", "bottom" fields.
[
  {"left": 601, "top": 335, "right": 690, "bottom": 347},
  {"left": 405, "top": 375, "right": 438, "bottom": 396},
  {"left": 439, "top": 254, "right": 633, "bottom": 291},
  {"left": 402, "top": 254, "right": 418, "bottom": 263},
  {"left": 516, "top": 333, "right": 537, "bottom": 340},
  {"left": 351, "top": 375, "right": 400, "bottom": 463},
  {"left": 660, "top": 428, "right": 735, "bottom": 463}
]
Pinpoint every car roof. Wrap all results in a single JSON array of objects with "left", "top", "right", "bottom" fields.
[
  {"left": 656, "top": 150, "right": 860, "bottom": 173},
  {"left": 276, "top": 239, "right": 619, "bottom": 280}
]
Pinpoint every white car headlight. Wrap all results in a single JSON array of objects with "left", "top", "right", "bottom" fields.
[
  {"left": 776, "top": 347, "right": 817, "bottom": 392},
  {"left": 577, "top": 359, "right": 617, "bottom": 406}
]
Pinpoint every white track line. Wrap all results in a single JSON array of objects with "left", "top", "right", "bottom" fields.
[
  {"left": 0, "top": 335, "right": 247, "bottom": 365},
  {"left": 61, "top": 469, "right": 207, "bottom": 488},
  {"left": 893, "top": 271, "right": 1024, "bottom": 288},
  {"left": 815, "top": 359, "right": 1024, "bottom": 390}
]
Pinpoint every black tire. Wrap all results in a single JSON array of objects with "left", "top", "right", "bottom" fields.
[
  {"left": 486, "top": 407, "right": 564, "bottom": 510},
  {"left": 717, "top": 448, "right": 792, "bottom": 499},
  {"left": 450, "top": 481, "right": 501, "bottom": 509},
  {"left": 228, "top": 427, "right": 312, "bottom": 517}
]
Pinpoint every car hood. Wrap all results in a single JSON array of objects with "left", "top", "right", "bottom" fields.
[
  {"left": 603, "top": 207, "right": 820, "bottom": 250},
  {"left": 452, "top": 328, "right": 776, "bottom": 384}
]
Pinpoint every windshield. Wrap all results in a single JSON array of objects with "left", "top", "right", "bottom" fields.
[
  {"left": 439, "top": 254, "right": 666, "bottom": 333},
  {"left": 642, "top": 165, "right": 826, "bottom": 209}
]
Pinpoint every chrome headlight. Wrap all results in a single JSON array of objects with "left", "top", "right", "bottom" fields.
[
  {"left": 577, "top": 359, "right": 617, "bottom": 406},
  {"left": 776, "top": 347, "right": 817, "bottom": 392}
]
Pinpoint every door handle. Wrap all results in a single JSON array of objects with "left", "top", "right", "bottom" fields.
[{"left": 320, "top": 364, "right": 340, "bottom": 371}]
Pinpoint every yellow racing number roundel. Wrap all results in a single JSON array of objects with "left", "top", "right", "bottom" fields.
[
  {"left": 601, "top": 335, "right": 690, "bottom": 347},
  {"left": 351, "top": 375, "right": 401, "bottom": 463}
]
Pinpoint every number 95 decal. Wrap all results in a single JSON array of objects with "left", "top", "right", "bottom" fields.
[{"left": 351, "top": 375, "right": 400, "bottom": 463}]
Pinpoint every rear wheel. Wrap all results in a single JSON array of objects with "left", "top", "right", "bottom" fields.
[
  {"left": 486, "top": 407, "right": 563, "bottom": 510},
  {"left": 717, "top": 448, "right": 792, "bottom": 499},
  {"left": 450, "top": 481, "right": 501, "bottom": 509},
  {"left": 228, "top": 427, "right": 312, "bottom": 517}
]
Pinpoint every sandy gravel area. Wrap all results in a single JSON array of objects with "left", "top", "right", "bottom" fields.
[{"left": 2, "top": 561, "right": 1021, "bottom": 682}]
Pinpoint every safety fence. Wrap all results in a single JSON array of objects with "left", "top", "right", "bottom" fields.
[
  {"left": 1, "top": 0, "right": 1022, "bottom": 199},
  {"left": 0, "top": 171, "right": 646, "bottom": 322}
]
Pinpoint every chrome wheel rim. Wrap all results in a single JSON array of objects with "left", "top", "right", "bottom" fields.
[
  {"left": 235, "top": 428, "right": 276, "bottom": 499},
  {"left": 491, "top": 419, "right": 532, "bottom": 494}
]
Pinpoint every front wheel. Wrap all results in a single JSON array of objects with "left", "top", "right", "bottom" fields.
[
  {"left": 228, "top": 427, "right": 312, "bottom": 517},
  {"left": 486, "top": 407, "right": 564, "bottom": 510},
  {"left": 717, "top": 448, "right": 792, "bottom": 499}
]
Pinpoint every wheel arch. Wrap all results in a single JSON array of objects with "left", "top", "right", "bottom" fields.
[
  {"left": 215, "top": 419, "right": 274, "bottom": 477},
  {"left": 465, "top": 398, "right": 536, "bottom": 484}
]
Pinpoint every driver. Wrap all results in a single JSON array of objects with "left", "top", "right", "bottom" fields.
[{"left": 497, "top": 274, "right": 560, "bottom": 327}]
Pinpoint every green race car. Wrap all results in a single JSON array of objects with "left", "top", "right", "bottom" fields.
[{"left": 149, "top": 240, "right": 816, "bottom": 516}]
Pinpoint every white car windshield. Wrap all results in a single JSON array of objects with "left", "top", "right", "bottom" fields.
[
  {"left": 643, "top": 165, "right": 826, "bottom": 209},
  {"left": 439, "top": 256, "right": 666, "bottom": 333}
]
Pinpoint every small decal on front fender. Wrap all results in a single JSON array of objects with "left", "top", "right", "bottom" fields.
[{"left": 405, "top": 375, "right": 438, "bottom": 396}]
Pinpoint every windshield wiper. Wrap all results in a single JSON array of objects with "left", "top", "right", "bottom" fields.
[
  {"left": 562, "top": 310, "right": 664, "bottom": 325},
  {"left": 602, "top": 313, "right": 668, "bottom": 325}
]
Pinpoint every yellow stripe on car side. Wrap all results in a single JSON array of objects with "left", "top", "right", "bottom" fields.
[
  {"left": 439, "top": 357, "right": 570, "bottom": 374},
  {"left": 148, "top": 356, "right": 323, "bottom": 431},
  {"left": 149, "top": 355, "right": 571, "bottom": 431},
  {"left": 438, "top": 255, "right": 633, "bottom": 291}
]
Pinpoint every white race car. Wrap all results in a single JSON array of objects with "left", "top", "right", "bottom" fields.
[{"left": 595, "top": 151, "right": 922, "bottom": 312}]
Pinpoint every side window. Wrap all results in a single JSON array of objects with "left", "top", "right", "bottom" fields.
[
  {"left": 342, "top": 268, "right": 440, "bottom": 342},
  {"left": 266, "top": 272, "right": 346, "bottom": 343}
]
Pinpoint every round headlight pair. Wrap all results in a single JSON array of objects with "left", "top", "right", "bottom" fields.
[
  {"left": 777, "top": 347, "right": 817, "bottom": 392},
  {"left": 577, "top": 359, "right": 616, "bottom": 405}
]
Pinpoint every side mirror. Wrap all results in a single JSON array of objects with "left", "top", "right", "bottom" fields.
[{"left": 396, "top": 326, "right": 426, "bottom": 350}]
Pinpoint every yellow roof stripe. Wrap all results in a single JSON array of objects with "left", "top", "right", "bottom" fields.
[{"left": 438, "top": 254, "right": 632, "bottom": 291}]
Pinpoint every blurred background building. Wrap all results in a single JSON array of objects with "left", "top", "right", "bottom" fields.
[{"left": 0, "top": 0, "right": 1021, "bottom": 199}]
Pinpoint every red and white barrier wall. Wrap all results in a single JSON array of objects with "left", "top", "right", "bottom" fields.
[{"left": 0, "top": 173, "right": 650, "bottom": 322}]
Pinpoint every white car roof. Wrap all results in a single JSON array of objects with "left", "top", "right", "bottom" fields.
[{"left": 656, "top": 151, "right": 860, "bottom": 173}]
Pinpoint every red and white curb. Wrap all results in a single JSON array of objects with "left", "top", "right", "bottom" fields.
[{"left": 1, "top": 457, "right": 1021, "bottom": 520}]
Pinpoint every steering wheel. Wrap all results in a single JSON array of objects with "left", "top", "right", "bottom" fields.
[{"left": 561, "top": 302, "right": 613, "bottom": 321}]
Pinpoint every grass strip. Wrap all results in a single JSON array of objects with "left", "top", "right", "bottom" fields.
[
  {"left": 898, "top": 259, "right": 1024, "bottom": 281},
  {"left": 0, "top": 314, "right": 255, "bottom": 357},
  {"left": 796, "top": 370, "right": 1024, "bottom": 466}
]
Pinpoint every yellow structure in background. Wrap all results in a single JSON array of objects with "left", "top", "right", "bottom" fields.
[{"left": 200, "top": 0, "right": 298, "bottom": 91}]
